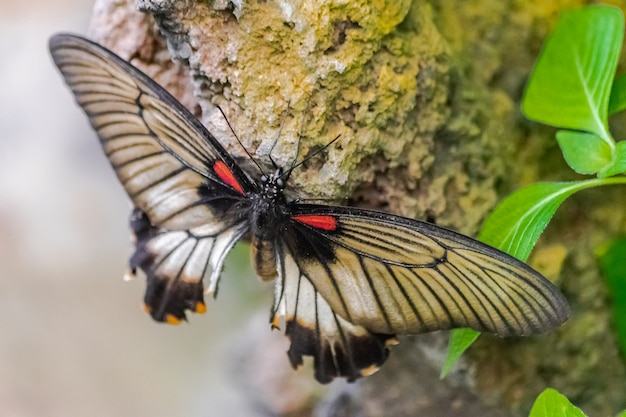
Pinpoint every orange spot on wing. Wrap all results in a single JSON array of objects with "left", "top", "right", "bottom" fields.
[
  {"left": 360, "top": 364, "right": 381, "bottom": 377},
  {"left": 292, "top": 215, "right": 337, "bottom": 231},
  {"left": 195, "top": 302, "right": 207, "bottom": 314},
  {"left": 214, "top": 160, "right": 244, "bottom": 194},
  {"left": 165, "top": 314, "right": 182, "bottom": 325}
]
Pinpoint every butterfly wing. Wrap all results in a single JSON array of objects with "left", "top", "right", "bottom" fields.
[
  {"left": 281, "top": 205, "right": 569, "bottom": 338},
  {"left": 129, "top": 209, "right": 248, "bottom": 322},
  {"left": 271, "top": 244, "right": 398, "bottom": 383},
  {"left": 49, "top": 34, "right": 254, "bottom": 321},
  {"left": 49, "top": 34, "right": 255, "bottom": 230}
]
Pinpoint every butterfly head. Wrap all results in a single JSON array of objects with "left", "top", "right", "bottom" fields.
[{"left": 260, "top": 168, "right": 286, "bottom": 198}]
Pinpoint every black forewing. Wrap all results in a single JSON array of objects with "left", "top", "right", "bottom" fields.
[{"left": 283, "top": 204, "right": 569, "bottom": 337}]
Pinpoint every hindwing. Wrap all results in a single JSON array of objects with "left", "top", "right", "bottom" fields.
[
  {"left": 271, "top": 245, "right": 398, "bottom": 383},
  {"left": 129, "top": 209, "right": 248, "bottom": 322}
]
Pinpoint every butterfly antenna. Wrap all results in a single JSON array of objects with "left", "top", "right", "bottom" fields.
[
  {"left": 217, "top": 106, "right": 265, "bottom": 175},
  {"left": 281, "top": 134, "right": 342, "bottom": 180},
  {"left": 267, "top": 101, "right": 291, "bottom": 170},
  {"left": 282, "top": 98, "right": 315, "bottom": 180},
  {"left": 288, "top": 103, "right": 308, "bottom": 173}
]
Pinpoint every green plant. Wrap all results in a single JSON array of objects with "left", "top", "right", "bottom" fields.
[
  {"left": 441, "top": 4, "right": 626, "bottom": 378},
  {"left": 529, "top": 388, "right": 626, "bottom": 417},
  {"left": 529, "top": 388, "right": 587, "bottom": 417}
]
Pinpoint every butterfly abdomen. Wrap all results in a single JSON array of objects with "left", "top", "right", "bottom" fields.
[{"left": 251, "top": 237, "right": 278, "bottom": 281}]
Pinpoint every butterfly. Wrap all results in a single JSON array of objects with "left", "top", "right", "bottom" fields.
[{"left": 49, "top": 33, "right": 569, "bottom": 384}]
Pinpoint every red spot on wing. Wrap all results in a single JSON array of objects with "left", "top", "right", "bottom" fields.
[
  {"left": 213, "top": 160, "right": 244, "bottom": 194},
  {"left": 292, "top": 215, "right": 338, "bottom": 231}
]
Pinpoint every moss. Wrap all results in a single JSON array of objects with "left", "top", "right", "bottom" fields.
[{"left": 141, "top": 0, "right": 456, "bottom": 209}]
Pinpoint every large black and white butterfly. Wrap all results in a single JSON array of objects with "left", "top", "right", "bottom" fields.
[{"left": 49, "top": 33, "right": 569, "bottom": 383}]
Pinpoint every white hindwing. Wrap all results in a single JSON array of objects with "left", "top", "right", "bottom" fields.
[{"left": 271, "top": 246, "right": 396, "bottom": 383}]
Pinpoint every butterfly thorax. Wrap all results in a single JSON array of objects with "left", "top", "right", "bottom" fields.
[{"left": 250, "top": 168, "right": 289, "bottom": 281}]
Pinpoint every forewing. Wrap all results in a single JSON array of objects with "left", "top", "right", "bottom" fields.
[
  {"left": 129, "top": 209, "right": 249, "bottom": 323},
  {"left": 285, "top": 205, "right": 569, "bottom": 337},
  {"left": 271, "top": 245, "right": 397, "bottom": 383},
  {"left": 49, "top": 34, "right": 255, "bottom": 230}
]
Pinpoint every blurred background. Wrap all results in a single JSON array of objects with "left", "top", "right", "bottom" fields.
[{"left": 0, "top": 1, "right": 313, "bottom": 416}]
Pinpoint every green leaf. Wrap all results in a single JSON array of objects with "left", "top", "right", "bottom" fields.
[
  {"left": 598, "top": 237, "right": 626, "bottom": 357},
  {"left": 616, "top": 411, "right": 626, "bottom": 417},
  {"left": 529, "top": 388, "right": 587, "bottom": 417},
  {"left": 478, "top": 178, "right": 626, "bottom": 259},
  {"left": 598, "top": 140, "right": 626, "bottom": 178},
  {"left": 608, "top": 73, "right": 626, "bottom": 115},
  {"left": 479, "top": 182, "right": 590, "bottom": 260},
  {"left": 555, "top": 130, "right": 613, "bottom": 174},
  {"left": 440, "top": 328, "right": 479, "bottom": 378},
  {"left": 522, "top": 5, "right": 623, "bottom": 147}
]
